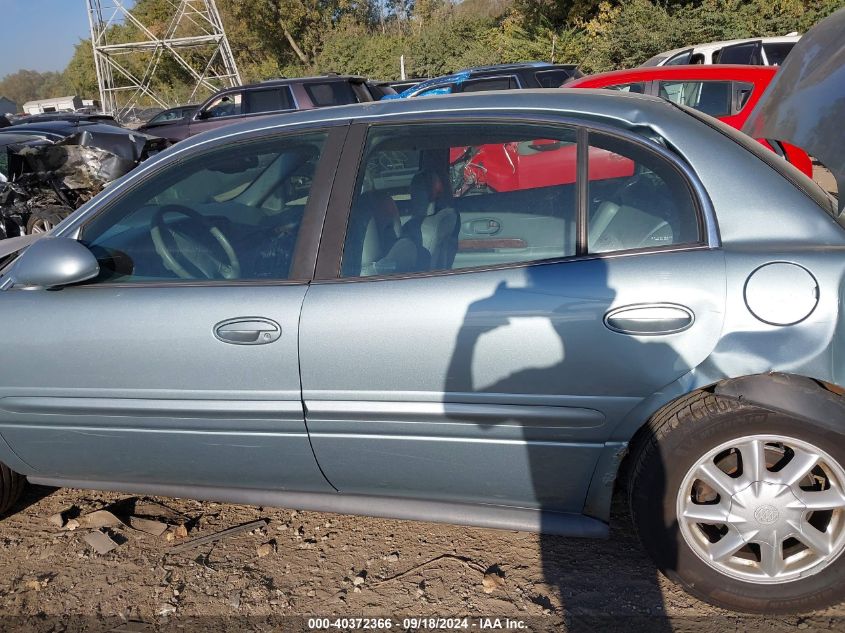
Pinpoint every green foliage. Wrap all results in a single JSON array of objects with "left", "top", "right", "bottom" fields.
[
  {"left": 0, "top": 70, "right": 69, "bottom": 107},
  {"left": 0, "top": 0, "right": 841, "bottom": 109}
]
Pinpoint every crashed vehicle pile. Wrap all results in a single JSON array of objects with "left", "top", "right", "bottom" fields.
[{"left": 0, "top": 121, "right": 167, "bottom": 238}]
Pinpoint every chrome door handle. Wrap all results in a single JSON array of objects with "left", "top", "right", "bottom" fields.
[
  {"left": 214, "top": 318, "right": 281, "bottom": 345},
  {"left": 604, "top": 304, "right": 694, "bottom": 335}
]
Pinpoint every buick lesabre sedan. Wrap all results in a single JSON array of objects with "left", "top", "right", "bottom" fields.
[{"left": 0, "top": 86, "right": 843, "bottom": 614}]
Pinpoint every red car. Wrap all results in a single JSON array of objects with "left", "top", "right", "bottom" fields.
[{"left": 566, "top": 64, "right": 813, "bottom": 178}]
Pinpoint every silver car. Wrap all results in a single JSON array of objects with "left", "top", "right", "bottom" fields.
[{"left": 0, "top": 47, "right": 843, "bottom": 613}]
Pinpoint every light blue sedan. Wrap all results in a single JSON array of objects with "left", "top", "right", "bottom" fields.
[{"left": 0, "top": 26, "right": 843, "bottom": 613}]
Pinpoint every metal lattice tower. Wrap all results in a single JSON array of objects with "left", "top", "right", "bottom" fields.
[{"left": 85, "top": 0, "right": 242, "bottom": 117}]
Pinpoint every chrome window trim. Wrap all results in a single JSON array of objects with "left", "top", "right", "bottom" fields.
[{"left": 315, "top": 243, "right": 713, "bottom": 286}]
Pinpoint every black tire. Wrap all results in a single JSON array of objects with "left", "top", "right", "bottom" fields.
[
  {"left": 25, "top": 207, "right": 70, "bottom": 235},
  {"left": 0, "top": 461, "right": 25, "bottom": 516},
  {"left": 629, "top": 390, "right": 845, "bottom": 613}
]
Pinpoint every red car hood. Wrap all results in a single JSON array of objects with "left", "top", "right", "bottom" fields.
[{"left": 743, "top": 8, "right": 845, "bottom": 210}]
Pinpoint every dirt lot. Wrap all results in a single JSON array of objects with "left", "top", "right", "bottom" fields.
[{"left": 0, "top": 484, "right": 843, "bottom": 633}]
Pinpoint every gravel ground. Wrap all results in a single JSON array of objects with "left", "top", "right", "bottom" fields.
[{"left": 0, "top": 484, "right": 843, "bottom": 632}]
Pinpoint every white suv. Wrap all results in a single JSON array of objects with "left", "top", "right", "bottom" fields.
[{"left": 642, "top": 34, "right": 800, "bottom": 67}]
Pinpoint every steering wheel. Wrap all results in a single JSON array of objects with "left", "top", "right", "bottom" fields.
[{"left": 150, "top": 204, "right": 241, "bottom": 280}]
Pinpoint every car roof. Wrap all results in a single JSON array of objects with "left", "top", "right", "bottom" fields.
[
  {"left": 158, "top": 105, "right": 198, "bottom": 113},
  {"left": 457, "top": 62, "right": 572, "bottom": 73},
  {"left": 175, "top": 89, "right": 683, "bottom": 151},
  {"left": 568, "top": 64, "right": 777, "bottom": 86},
  {"left": 232, "top": 75, "right": 367, "bottom": 91},
  {"left": 658, "top": 35, "right": 801, "bottom": 59}
]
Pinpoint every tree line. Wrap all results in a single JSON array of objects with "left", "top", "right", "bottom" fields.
[{"left": 1, "top": 0, "right": 841, "bottom": 109}]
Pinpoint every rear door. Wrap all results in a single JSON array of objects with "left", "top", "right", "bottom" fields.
[{"left": 299, "top": 118, "right": 725, "bottom": 512}]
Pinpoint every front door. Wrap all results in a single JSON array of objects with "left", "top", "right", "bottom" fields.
[
  {"left": 300, "top": 119, "right": 725, "bottom": 512},
  {"left": 0, "top": 128, "right": 342, "bottom": 492}
]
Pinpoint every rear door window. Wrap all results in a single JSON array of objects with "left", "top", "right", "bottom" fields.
[
  {"left": 657, "top": 81, "right": 732, "bottom": 118},
  {"left": 603, "top": 82, "right": 648, "bottom": 94},
  {"left": 338, "top": 121, "right": 701, "bottom": 278},
  {"left": 460, "top": 77, "right": 519, "bottom": 93},
  {"left": 304, "top": 82, "right": 358, "bottom": 107},
  {"left": 762, "top": 42, "right": 795, "bottom": 65},
  {"left": 586, "top": 133, "right": 700, "bottom": 253},
  {"left": 340, "top": 122, "right": 579, "bottom": 277},
  {"left": 716, "top": 41, "right": 763, "bottom": 65},
  {"left": 535, "top": 69, "right": 573, "bottom": 88},
  {"left": 246, "top": 88, "right": 294, "bottom": 114}
]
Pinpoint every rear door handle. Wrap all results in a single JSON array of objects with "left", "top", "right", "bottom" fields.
[
  {"left": 604, "top": 304, "right": 694, "bottom": 335},
  {"left": 214, "top": 318, "right": 281, "bottom": 345}
]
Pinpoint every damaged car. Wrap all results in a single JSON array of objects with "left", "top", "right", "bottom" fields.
[
  {"left": 0, "top": 9, "right": 843, "bottom": 616},
  {"left": 0, "top": 120, "right": 167, "bottom": 237}
]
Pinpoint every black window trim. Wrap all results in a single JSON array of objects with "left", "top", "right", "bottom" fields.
[
  {"left": 62, "top": 123, "right": 349, "bottom": 289},
  {"left": 314, "top": 114, "right": 717, "bottom": 284}
]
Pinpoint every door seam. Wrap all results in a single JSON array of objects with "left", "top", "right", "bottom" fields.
[{"left": 297, "top": 283, "right": 339, "bottom": 492}]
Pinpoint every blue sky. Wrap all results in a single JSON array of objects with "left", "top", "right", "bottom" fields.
[{"left": 0, "top": 0, "right": 96, "bottom": 78}]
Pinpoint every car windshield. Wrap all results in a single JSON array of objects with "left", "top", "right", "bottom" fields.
[{"left": 676, "top": 103, "right": 839, "bottom": 222}]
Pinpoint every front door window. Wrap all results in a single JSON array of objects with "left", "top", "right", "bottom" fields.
[
  {"left": 203, "top": 93, "right": 242, "bottom": 118},
  {"left": 80, "top": 132, "right": 328, "bottom": 282}
]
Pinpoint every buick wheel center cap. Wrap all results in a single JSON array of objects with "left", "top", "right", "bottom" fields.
[
  {"left": 728, "top": 482, "right": 804, "bottom": 540},
  {"left": 754, "top": 504, "right": 780, "bottom": 525}
]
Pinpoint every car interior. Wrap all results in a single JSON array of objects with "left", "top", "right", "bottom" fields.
[
  {"left": 80, "top": 133, "right": 327, "bottom": 282},
  {"left": 341, "top": 125, "right": 699, "bottom": 277}
]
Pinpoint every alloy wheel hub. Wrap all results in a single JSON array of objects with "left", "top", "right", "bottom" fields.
[
  {"left": 677, "top": 434, "right": 845, "bottom": 584},
  {"left": 728, "top": 482, "right": 804, "bottom": 548}
]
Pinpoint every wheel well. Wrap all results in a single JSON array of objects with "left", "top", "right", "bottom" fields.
[{"left": 618, "top": 373, "right": 845, "bottom": 485}]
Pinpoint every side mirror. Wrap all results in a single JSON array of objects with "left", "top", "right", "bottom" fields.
[
  {"left": 194, "top": 109, "right": 209, "bottom": 120},
  {"left": 12, "top": 237, "right": 99, "bottom": 289}
]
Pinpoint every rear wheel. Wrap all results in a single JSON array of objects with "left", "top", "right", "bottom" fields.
[
  {"left": 629, "top": 391, "right": 845, "bottom": 613},
  {"left": 0, "top": 462, "right": 25, "bottom": 516}
]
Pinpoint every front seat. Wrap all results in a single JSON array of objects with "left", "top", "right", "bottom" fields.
[
  {"left": 403, "top": 170, "right": 459, "bottom": 271},
  {"left": 346, "top": 191, "right": 418, "bottom": 277}
]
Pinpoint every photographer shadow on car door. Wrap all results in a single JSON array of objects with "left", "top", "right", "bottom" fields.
[{"left": 442, "top": 257, "right": 681, "bottom": 631}]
